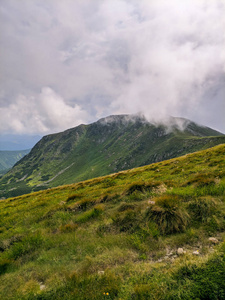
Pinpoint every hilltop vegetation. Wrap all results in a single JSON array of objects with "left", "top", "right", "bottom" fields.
[
  {"left": 1, "top": 114, "right": 224, "bottom": 198},
  {"left": 0, "top": 144, "right": 225, "bottom": 299}
]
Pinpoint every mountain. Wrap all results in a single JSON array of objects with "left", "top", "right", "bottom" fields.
[
  {"left": 0, "top": 149, "right": 30, "bottom": 175},
  {"left": 0, "top": 144, "right": 225, "bottom": 299},
  {"left": 0, "top": 114, "right": 224, "bottom": 198},
  {"left": 0, "top": 134, "right": 41, "bottom": 151}
]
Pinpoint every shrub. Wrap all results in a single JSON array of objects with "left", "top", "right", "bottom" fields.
[{"left": 146, "top": 195, "right": 189, "bottom": 234}]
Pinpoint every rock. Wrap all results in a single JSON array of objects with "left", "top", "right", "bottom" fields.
[
  {"left": 177, "top": 248, "right": 185, "bottom": 255},
  {"left": 98, "top": 271, "right": 105, "bottom": 275},
  {"left": 39, "top": 284, "right": 46, "bottom": 290},
  {"left": 192, "top": 250, "right": 200, "bottom": 255},
  {"left": 208, "top": 237, "right": 219, "bottom": 244}
]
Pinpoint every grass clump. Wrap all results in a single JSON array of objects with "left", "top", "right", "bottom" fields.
[
  {"left": 182, "top": 173, "right": 216, "bottom": 188},
  {"left": 146, "top": 195, "right": 189, "bottom": 235},
  {"left": 113, "top": 209, "right": 140, "bottom": 232},
  {"left": 75, "top": 204, "right": 105, "bottom": 223},
  {"left": 126, "top": 181, "right": 161, "bottom": 195},
  {"left": 188, "top": 196, "right": 217, "bottom": 223},
  {"left": 66, "top": 193, "right": 82, "bottom": 202},
  {"left": 68, "top": 198, "right": 96, "bottom": 212}
]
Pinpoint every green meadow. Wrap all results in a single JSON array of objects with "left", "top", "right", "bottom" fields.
[{"left": 0, "top": 144, "right": 225, "bottom": 299}]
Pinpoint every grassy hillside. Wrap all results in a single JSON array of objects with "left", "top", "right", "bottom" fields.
[
  {"left": 1, "top": 114, "right": 224, "bottom": 198},
  {"left": 0, "top": 149, "right": 30, "bottom": 172},
  {"left": 0, "top": 144, "right": 225, "bottom": 299}
]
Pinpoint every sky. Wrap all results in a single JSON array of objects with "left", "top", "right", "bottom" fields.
[{"left": 0, "top": 0, "right": 225, "bottom": 135}]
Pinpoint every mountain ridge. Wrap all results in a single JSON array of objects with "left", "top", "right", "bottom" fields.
[{"left": 0, "top": 114, "right": 224, "bottom": 198}]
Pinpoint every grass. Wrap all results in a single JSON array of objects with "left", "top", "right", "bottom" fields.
[
  {"left": 1, "top": 117, "right": 225, "bottom": 199},
  {"left": 0, "top": 144, "right": 225, "bottom": 299}
]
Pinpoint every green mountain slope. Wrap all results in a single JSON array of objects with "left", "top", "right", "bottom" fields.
[
  {"left": 0, "top": 149, "right": 30, "bottom": 173},
  {"left": 0, "top": 114, "right": 224, "bottom": 198},
  {"left": 0, "top": 144, "right": 225, "bottom": 299}
]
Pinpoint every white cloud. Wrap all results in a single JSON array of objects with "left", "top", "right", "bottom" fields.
[
  {"left": 0, "top": 0, "right": 224, "bottom": 134},
  {"left": 0, "top": 87, "right": 88, "bottom": 134}
]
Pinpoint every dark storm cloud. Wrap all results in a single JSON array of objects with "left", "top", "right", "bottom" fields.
[{"left": 0, "top": 0, "right": 224, "bottom": 134}]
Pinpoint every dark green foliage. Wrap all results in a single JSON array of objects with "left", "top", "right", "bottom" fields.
[
  {"left": 146, "top": 195, "right": 189, "bottom": 234},
  {"left": 112, "top": 209, "right": 141, "bottom": 232},
  {"left": 170, "top": 254, "right": 225, "bottom": 300},
  {"left": 188, "top": 197, "right": 217, "bottom": 223},
  {"left": 0, "top": 258, "right": 12, "bottom": 275},
  {"left": 7, "top": 233, "right": 43, "bottom": 260},
  {"left": 117, "top": 202, "right": 138, "bottom": 212}
]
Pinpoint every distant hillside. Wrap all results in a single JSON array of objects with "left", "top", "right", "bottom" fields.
[
  {"left": 0, "top": 149, "right": 30, "bottom": 173},
  {"left": 0, "top": 134, "right": 41, "bottom": 151},
  {"left": 0, "top": 114, "right": 224, "bottom": 198},
  {"left": 0, "top": 144, "right": 225, "bottom": 299}
]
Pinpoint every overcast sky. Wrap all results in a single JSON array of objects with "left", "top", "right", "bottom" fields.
[{"left": 0, "top": 0, "right": 225, "bottom": 135}]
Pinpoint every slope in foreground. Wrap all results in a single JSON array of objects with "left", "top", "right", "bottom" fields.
[{"left": 0, "top": 144, "right": 225, "bottom": 299}]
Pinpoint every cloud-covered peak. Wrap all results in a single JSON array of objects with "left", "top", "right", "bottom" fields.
[{"left": 0, "top": 0, "right": 224, "bottom": 134}]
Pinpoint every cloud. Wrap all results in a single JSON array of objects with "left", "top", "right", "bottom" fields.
[
  {"left": 0, "top": 87, "right": 88, "bottom": 134},
  {"left": 0, "top": 0, "right": 224, "bottom": 134}
]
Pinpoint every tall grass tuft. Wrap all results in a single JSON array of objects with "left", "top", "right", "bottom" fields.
[
  {"left": 188, "top": 196, "right": 217, "bottom": 223},
  {"left": 146, "top": 195, "right": 189, "bottom": 234}
]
